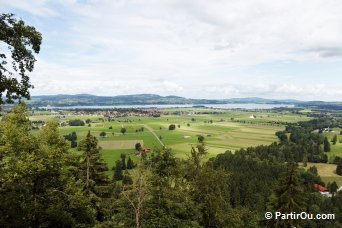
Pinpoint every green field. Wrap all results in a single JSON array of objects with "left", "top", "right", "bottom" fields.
[
  {"left": 323, "top": 128, "right": 342, "bottom": 159},
  {"left": 301, "top": 162, "right": 342, "bottom": 186},
  {"left": 28, "top": 109, "right": 309, "bottom": 167}
]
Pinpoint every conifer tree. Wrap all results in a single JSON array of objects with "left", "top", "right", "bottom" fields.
[
  {"left": 127, "top": 156, "right": 135, "bottom": 169},
  {"left": 122, "top": 170, "right": 133, "bottom": 186},
  {"left": 113, "top": 160, "right": 124, "bottom": 181},
  {"left": 121, "top": 153, "right": 127, "bottom": 170},
  {"left": 332, "top": 135, "right": 337, "bottom": 145},
  {"left": 78, "top": 131, "right": 110, "bottom": 191},
  {"left": 268, "top": 162, "right": 307, "bottom": 227},
  {"left": 324, "top": 136, "right": 331, "bottom": 152},
  {"left": 78, "top": 131, "right": 112, "bottom": 222}
]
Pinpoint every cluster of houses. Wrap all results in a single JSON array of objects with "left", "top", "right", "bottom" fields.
[
  {"left": 314, "top": 184, "right": 342, "bottom": 197},
  {"left": 103, "top": 109, "right": 162, "bottom": 118}
]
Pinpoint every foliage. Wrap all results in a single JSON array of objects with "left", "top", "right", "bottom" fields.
[
  {"left": 197, "top": 135, "right": 205, "bottom": 143},
  {"left": 267, "top": 163, "right": 307, "bottom": 227},
  {"left": 135, "top": 142, "right": 142, "bottom": 151},
  {"left": 113, "top": 160, "right": 124, "bottom": 181},
  {"left": 120, "top": 153, "right": 127, "bottom": 170},
  {"left": 78, "top": 131, "right": 111, "bottom": 221},
  {"left": 168, "top": 124, "right": 176, "bottom": 130},
  {"left": 324, "top": 136, "right": 331, "bottom": 152},
  {"left": 0, "top": 103, "right": 95, "bottom": 226},
  {"left": 69, "top": 119, "right": 85, "bottom": 126},
  {"left": 64, "top": 131, "right": 77, "bottom": 141},
  {"left": 127, "top": 156, "right": 135, "bottom": 169},
  {"left": 332, "top": 134, "right": 338, "bottom": 145},
  {"left": 337, "top": 160, "right": 342, "bottom": 176},
  {"left": 0, "top": 14, "right": 42, "bottom": 105}
]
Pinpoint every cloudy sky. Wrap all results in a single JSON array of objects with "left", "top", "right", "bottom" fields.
[{"left": 2, "top": 0, "right": 342, "bottom": 101}]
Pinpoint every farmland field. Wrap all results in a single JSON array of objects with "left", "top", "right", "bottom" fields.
[{"left": 27, "top": 108, "right": 311, "bottom": 165}]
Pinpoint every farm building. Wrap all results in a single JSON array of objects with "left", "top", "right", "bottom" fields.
[{"left": 313, "top": 184, "right": 332, "bottom": 197}]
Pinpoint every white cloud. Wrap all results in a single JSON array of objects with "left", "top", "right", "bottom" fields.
[{"left": 2, "top": 0, "right": 342, "bottom": 100}]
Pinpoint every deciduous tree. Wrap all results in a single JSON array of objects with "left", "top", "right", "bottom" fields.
[{"left": 0, "top": 14, "right": 42, "bottom": 106}]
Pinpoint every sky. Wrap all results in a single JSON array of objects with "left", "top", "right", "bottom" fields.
[{"left": 1, "top": 0, "right": 342, "bottom": 101}]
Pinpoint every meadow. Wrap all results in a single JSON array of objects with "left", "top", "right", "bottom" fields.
[{"left": 28, "top": 108, "right": 312, "bottom": 169}]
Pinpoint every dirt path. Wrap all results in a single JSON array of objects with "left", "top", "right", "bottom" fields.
[{"left": 144, "top": 124, "right": 165, "bottom": 147}]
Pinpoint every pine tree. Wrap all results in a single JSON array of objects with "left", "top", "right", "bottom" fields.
[
  {"left": 79, "top": 131, "right": 110, "bottom": 191},
  {"left": 78, "top": 131, "right": 111, "bottom": 222},
  {"left": 143, "top": 148, "right": 201, "bottom": 227},
  {"left": 122, "top": 171, "right": 133, "bottom": 185},
  {"left": 113, "top": 160, "right": 124, "bottom": 181},
  {"left": 71, "top": 140, "right": 77, "bottom": 148},
  {"left": 268, "top": 162, "right": 307, "bottom": 227},
  {"left": 324, "top": 136, "right": 331, "bottom": 152},
  {"left": 127, "top": 156, "right": 135, "bottom": 169},
  {"left": 121, "top": 153, "right": 127, "bottom": 170},
  {"left": 332, "top": 135, "right": 337, "bottom": 145}
]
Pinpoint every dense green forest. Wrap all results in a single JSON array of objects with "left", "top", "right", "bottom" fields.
[{"left": 0, "top": 103, "right": 341, "bottom": 227}]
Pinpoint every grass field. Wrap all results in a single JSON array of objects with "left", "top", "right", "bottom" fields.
[
  {"left": 300, "top": 162, "right": 342, "bottom": 185},
  {"left": 322, "top": 128, "right": 342, "bottom": 160},
  {"left": 99, "top": 140, "right": 143, "bottom": 149},
  {"left": 28, "top": 109, "right": 293, "bottom": 165}
]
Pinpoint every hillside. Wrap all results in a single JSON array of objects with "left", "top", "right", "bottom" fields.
[{"left": 25, "top": 94, "right": 304, "bottom": 107}]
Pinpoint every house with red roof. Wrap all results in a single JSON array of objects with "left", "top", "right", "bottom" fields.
[{"left": 313, "top": 184, "right": 328, "bottom": 192}]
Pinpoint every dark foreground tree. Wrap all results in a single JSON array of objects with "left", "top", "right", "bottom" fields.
[
  {"left": 0, "top": 14, "right": 42, "bottom": 106},
  {"left": 268, "top": 163, "right": 307, "bottom": 227},
  {"left": 78, "top": 131, "right": 111, "bottom": 221},
  {"left": 0, "top": 104, "right": 95, "bottom": 227},
  {"left": 116, "top": 159, "right": 149, "bottom": 228},
  {"left": 78, "top": 131, "right": 109, "bottom": 191}
]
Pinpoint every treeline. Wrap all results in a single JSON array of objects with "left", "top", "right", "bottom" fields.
[
  {"left": 273, "top": 116, "right": 342, "bottom": 163},
  {"left": 0, "top": 104, "right": 341, "bottom": 227}
]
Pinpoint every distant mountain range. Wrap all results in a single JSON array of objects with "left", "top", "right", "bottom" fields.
[{"left": 24, "top": 94, "right": 306, "bottom": 107}]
